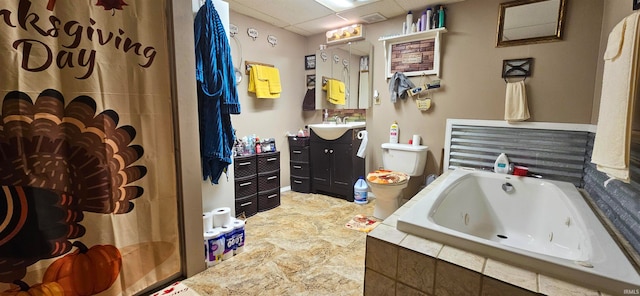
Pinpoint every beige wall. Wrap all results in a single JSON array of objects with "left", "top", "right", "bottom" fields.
[{"left": 346, "top": 0, "right": 605, "bottom": 193}]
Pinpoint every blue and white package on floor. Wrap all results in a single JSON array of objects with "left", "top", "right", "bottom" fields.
[{"left": 204, "top": 217, "right": 247, "bottom": 266}]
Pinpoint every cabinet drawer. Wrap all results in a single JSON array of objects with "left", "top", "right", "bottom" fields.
[
  {"left": 290, "top": 176, "right": 311, "bottom": 193},
  {"left": 290, "top": 146, "right": 309, "bottom": 162},
  {"left": 290, "top": 161, "right": 310, "bottom": 177},
  {"left": 234, "top": 175, "right": 257, "bottom": 198},
  {"left": 257, "top": 170, "right": 280, "bottom": 192},
  {"left": 258, "top": 188, "right": 280, "bottom": 212},
  {"left": 288, "top": 136, "right": 309, "bottom": 147},
  {"left": 234, "top": 155, "right": 257, "bottom": 178},
  {"left": 258, "top": 151, "right": 280, "bottom": 172},
  {"left": 235, "top": 194, "right": 257, "bottom": 218}
]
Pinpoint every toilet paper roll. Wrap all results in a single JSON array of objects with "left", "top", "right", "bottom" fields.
[
  {"left": 412, "top": 134, "right": 421, "bottom": 146},
  {"left": 203, "top": 212, "right": 213, "bottom": 232},
  {"left": 204, "top": 228, "right": 224, "bottom": 267},
  {"left": 212, "top": 207, "right": 231, "bottom": 227},
  {"left": 356, "top": 131, "right": 368, "bottom": 159},
  {"left": 232, "top": 219, "right": 246, "bottom": 254},
  {"left": 220, "top": 224, "right": 235, "bottom": 260}
]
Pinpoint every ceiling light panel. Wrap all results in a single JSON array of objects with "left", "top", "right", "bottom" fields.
[{"left": 314, "top": 0, "right": 381, "bottom": 12}]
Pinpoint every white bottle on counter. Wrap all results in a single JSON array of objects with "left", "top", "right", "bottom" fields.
[{"left": 494, "top": 153, "right": 510, "bottom": 174}]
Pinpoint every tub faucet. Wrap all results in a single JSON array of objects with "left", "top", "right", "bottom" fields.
[{"left": 502, "top": 182, "right": 514, "bottom": 193}]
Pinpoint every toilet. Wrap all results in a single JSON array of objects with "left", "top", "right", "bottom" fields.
[{"left": 367, "top": 143, "right": 428, "bottom": 219}]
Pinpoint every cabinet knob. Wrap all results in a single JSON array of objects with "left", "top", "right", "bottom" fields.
[
  {"left": 324, "top": 149, "right": 329, "bottom": 153},
  {"left": 329, "top": 149, "right": 334, "bottom": 154}
]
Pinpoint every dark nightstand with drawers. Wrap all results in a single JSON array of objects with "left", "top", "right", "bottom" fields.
[
  {"left": 288, "top": 136, "right": 311, "bottom": 193},
  {"left": 233, "top": 151, "right": 281, "bottom": 217}
]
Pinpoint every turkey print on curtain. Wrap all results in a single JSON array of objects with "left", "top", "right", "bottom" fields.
[{"left": 0, "top": 1, "right": 180, "bottom": 295}]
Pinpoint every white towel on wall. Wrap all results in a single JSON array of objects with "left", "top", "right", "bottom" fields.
[
  {"left": 504, "top": 80, "right": 530, "bottom": 122},
  {"left": 592, "top": 12, "right": 640, "bottom": 183}
]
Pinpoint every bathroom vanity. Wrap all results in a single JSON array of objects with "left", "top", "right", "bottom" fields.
[{"left": 309, "top": 127, "right": 365, "bottom": 201}]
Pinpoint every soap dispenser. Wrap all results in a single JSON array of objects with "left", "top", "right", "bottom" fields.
[{"left": 494, "top": 153, "right": 510, "bottom": 174}]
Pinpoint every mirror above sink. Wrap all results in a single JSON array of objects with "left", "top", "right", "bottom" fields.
[{"left": 315, "top": 41, "right": 372, "bottom": 110}]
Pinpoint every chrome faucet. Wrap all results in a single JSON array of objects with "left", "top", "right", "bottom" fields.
[
  {"left": 502, "top": 182, "right": 514, "bottom": 193},
  {"left": 333, "top": 115, "right": 342, "bottom": 124}
]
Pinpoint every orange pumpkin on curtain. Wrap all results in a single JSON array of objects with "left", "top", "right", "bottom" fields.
[
  {"left": 43, "top": 241, "right": 121, "bottom": 296},
  {"left": 1, "top": 280, "right": 64, "bottom": 296}
]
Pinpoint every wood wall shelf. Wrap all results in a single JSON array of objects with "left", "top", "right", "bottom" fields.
[
  {"left": 379, "top": 28, "right": 447, "bottom": 78},
  {"left": 378, "top": 27, "right": 447, "bottom": 43}
]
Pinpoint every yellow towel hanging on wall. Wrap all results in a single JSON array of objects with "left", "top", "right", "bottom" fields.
[{"left": 248, "top": 64, "right": 281, "bottom": 99}]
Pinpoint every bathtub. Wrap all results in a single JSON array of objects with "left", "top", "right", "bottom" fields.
[{"left": 397, "top": 168, "right": 640, "bottom": 294}]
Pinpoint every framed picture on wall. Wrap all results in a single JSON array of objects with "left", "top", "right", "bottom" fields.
[
  {"left": 305, "top": 54, "right": 316, "bottom": 70},
  {"left": 381, "top": 30, "right": 443, "bottom": 78},
  {"left": 306, "top": 74, "right": 316, "bottom": 88},
  {"left": 635, "top": 0, "right": 640, "bottom": 10}
]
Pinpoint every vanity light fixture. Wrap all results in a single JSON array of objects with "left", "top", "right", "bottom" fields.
[{"left": 326, "top": 24, "right": 365, "bottom": 45}]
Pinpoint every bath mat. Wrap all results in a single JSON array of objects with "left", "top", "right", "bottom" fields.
[
  {"left": 151, "top": 282, "right": 202, "bottom": 296},
  {"left": 345, "top": 214, "right": 381, "bottom": 233}
]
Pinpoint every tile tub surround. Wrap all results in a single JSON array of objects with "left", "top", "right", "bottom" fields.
[
  {"left": 364, "top": 172, "right": 615, "bottom": 296},
  {"left": 182, "top": 191, "right": 375, "bottom": 295}
]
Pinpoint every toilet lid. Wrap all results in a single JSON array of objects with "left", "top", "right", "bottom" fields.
[{"left": 367, "top": 169, "right": 409, "bottom": 185}]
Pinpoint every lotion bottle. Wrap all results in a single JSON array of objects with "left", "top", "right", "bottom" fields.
[
  {"left": 494, "top": 153, "right": 510, "bottom": 174},
  {"left": 390, "top": 121, "right": 399, "bottom": 144}
]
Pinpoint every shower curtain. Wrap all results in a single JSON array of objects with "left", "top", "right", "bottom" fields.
[{"left": 0, "top": 0, "right": 180, "bottom": 295}]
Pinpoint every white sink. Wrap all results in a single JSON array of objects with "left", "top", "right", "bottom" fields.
[{"left": 308, "top": 122, "right": 366, "bottom": 140}]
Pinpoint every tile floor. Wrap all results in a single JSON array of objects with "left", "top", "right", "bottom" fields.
[{"left": 182, "top": 191, "right": 376, "bottom": 295}]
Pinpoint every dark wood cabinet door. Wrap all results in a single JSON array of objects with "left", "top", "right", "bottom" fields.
[
  {"left": 310, "top": 144, "right": 331, "bottom": 188},
  {"left": 331, "top": 143, "right": 352, "bottom": 188}
]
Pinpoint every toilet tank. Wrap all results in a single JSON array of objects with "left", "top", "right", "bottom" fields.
[{"left": 381, "top": 143, "right": 428, "bottom": 176}]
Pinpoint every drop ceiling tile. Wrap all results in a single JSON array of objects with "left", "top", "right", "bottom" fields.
[
  {"left": 228, "top": 2, "right": 291, "bottom": 27},
  {"left": 229, "top": 0, "right": 334, "bottom": 26},
  {"left": 294, "top": 14, "right": 355, "bottom": 35},
  {"left": 333, "top": 1, "right": 405, "bottom": 22}
]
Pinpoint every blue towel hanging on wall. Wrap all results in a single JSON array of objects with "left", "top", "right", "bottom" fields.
[{"left": 194, "top": 0, "right": 241, "bottom": 184}]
